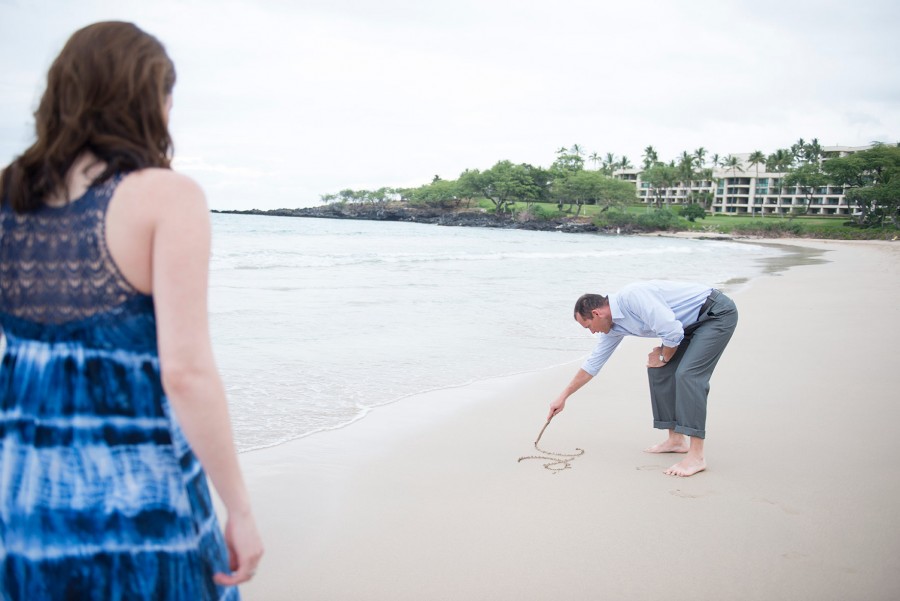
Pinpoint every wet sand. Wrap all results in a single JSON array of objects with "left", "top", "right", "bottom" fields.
[{"left": 237, "top": 239, "right": 900, "bottom": 601}]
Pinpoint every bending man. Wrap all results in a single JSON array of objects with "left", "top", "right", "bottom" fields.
[{"left": 548, "top": 281, "right": 738, "bottom": 477}]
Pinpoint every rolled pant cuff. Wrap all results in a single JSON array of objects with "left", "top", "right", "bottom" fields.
[
  {"left": 674, "top": 425, "right": 706, "bottom": 439},
  {"left": 654, "top": 420, "right": 677, "bottom": 430}
]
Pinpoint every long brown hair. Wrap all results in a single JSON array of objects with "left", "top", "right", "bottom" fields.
[{"left": 0, "top": 21, "right": 176, "bottom": 212}]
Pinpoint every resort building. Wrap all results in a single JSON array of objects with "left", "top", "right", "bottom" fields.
[{"left": 616, "top": 145, "right": 874, "bottom": 217}]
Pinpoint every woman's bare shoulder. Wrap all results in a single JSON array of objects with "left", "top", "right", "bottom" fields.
[{"left": 120, "top": 168, "right": 204, "bottom": 198}]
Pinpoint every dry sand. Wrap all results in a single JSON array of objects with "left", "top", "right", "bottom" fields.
[{"left": 237, "top": 239, "right": 900, "bottom": 601}]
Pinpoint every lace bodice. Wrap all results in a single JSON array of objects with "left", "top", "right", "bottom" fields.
[{"left": 0, "top": 175, "right": 142, "bottom": 325}]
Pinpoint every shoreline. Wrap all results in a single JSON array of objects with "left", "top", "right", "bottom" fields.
[
  {"left": 235, "top": 238, "right": 900, "bottom": 600},
  {"left": 232, "top": 236, "right": 824, "bottom": 456},
  {"left": 212, "top": 206, "right": 900, "bottom": 240}
]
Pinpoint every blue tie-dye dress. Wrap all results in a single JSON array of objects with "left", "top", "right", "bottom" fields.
[{"left": 0, "top": 176, "right": 237, "bottom": 600}]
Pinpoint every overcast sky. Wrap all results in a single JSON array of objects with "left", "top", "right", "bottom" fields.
[{"left": 2, "top": 0, "right": 898, "bottom": 210}]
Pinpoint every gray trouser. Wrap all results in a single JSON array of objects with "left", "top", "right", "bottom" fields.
[{"left": 647, "top": 290, "right": 738, "bottom": 439}]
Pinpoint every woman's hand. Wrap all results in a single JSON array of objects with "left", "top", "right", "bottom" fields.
[{"left": 213, "top": 509, "right": 265, "bottom": 586}]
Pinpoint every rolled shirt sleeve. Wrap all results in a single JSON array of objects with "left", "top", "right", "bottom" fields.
[{"left": 580, "top": 333, "right": 624, "bottom": 376}]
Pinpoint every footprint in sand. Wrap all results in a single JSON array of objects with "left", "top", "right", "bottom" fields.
[{"left": 669, "top": 489, "right": 703, "bottom": 499}]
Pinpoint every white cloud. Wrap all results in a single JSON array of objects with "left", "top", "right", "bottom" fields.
[{"left": 2, "top": 0, "right": 898, "bottom": 210}]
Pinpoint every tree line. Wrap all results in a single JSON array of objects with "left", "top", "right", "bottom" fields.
[
  {"left": 320, "top": 145, "right": 637, "bottom": 217},
  {"left": 635, "top": 138, "right": 900, "bottom": 227},
  {"left": 321, "top": 140, "right": 900, "bottom": 228}
]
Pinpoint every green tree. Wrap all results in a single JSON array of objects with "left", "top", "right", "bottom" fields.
[
  {"left": 407, "top": 179, "right": 460, "bottom": 208},
  {"left": 783, "top": 163, "right": 829, "bottom": 216},
  {"left": 680, "top": 203, "right": 707, "bottom": 222},
  {"left": 368, "top": 186, "right": 393, "bottom": 205},
  {"left": 457, "top": 169, "right": 486, "bottom": 207},
  {"left": 748, "top": 151, "right": 766, "bottom": 177},
  {"left": 601, "top": 152, "right": 617, "bottom": 176},
  {"left": 694, "top": 147, "right": 707, "bottom": 168},
  {"left": 766, "top": 148, "right": 794, "bottom": 216},
  {"left": 525, "top": 165, "right": 554, "bottom": 206},
  {"left": 790, "top": 138, "right": 806, "bottom": 164},
  {"left": 748, "top": 150, "right": 767, "bottom": 216},
  {"left": 552, "top": 170, "right": 635, "bottom": 216},
  {"left": 642, "top": 145, "right": 659, "bottom": 170},
  {"left": 766, "top": 148, "right": 793, "bottom": 172},
  {"left": 460, "top": 161, "right": 544, "bottom": 213},
  {"left": 552, "top": 146, "right": 585, "bottom": 174},
  {"left": 641, "top": 162, "right": 679, "bottom": 208},
  {"left": 723, "top": 155, "right": 743, "bottom": 178},
  {"left": 823, "top": 144, "right": 900, "bottom": 227},
  {"left": 805, "top": 138, "right": 824, "bottom": 163},
  {"left": 677, "top": 151, "right": 696, "bottom": 205}
]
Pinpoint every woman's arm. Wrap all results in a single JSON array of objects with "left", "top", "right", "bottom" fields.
[{"left": 149, "top": 172, "right": 263, "bottom": 585}]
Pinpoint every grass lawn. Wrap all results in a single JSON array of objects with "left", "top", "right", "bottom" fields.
[{"left": 473, "top": 200, "right": 897, "bottom": 239}]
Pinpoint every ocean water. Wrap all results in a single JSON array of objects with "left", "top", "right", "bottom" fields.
[{"left": 208, "top": 214, "right": 785, "bottom": 452}]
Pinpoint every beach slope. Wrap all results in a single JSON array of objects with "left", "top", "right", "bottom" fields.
[{"left": 239, "top": 240, "right": 900, "bottom": 601}]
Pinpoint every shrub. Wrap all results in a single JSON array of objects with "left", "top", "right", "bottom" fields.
[
  {"left": 680, "top": 204, "right": 707, "bottom": 222},
  {"left": 594, "top": 209, "right": 636, "bottom": 229},
  {"left": 525, "top": 203, "right": 558, "bottom": 221},
  {"left": 636, "top": 209, "right": 680, "bottom": 231},
  {"left": 732, "top": 220, "right": 803, "bottom": 236}
]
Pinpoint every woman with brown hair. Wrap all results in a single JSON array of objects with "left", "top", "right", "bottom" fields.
[{"left": 0, "top": 21, "right": 263, "bottom": 599}]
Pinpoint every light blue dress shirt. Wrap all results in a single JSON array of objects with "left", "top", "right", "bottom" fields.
[{"left": 580, "top": 280, "right": 713, "bottom": 376}]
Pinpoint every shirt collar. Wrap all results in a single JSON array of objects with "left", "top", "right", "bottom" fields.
[{"left": 608, "top": 293, "right": 624, "bottom": 321}]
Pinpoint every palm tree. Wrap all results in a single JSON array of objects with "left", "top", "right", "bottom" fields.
[
  {"left": 766, "top": 148, "right": 792, "bottom": 172},
  {"left": 710, "top": 153, "right": 721, "bottom": 169},
  {"left": 589, "top": 152, "right": 601, "bottom": 170},
  {"left": 693, "top": 147, "right": 707, "bottom": 168},
  {"left": 618, "top": 156, "right": 633, "bottom": 171},
  {"left": 748, "top": 150, "right": 766, "bottom": 177},
  {"left": 720, "top": 156, "right": 743, "bottom": 215},
  {"left": 748, "top": 150, "right": 766, "bottom": 216},
  {"left": 570, "top": 144, "right": 584, "bottom": 158},
  {"left": 602, "top": 152, "right": 617, "bottom": 175},
  {"left": 805, "top": 138, "right": 823, "bottom": 163},
  {"left": 747, "top": 150, "right": 766, "bottom": 179},
  {"left": 678, "top": 152, "right": 696, "bottom": 204},
  {"left": 791, "top": 138, "right": 806, "bottom": 164},
  {"left": 723, "top": 155, "right": 743, "bottom": 178},
  {"left": 642, "top": 145, "right": 658, "bottom": 170},
  {"left": 774, "top": 173, "right": 785, "bottom": 217}
]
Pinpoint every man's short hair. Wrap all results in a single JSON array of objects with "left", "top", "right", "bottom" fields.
[{"left": 574, "top": 293, "right": 609, "bottom": 320}]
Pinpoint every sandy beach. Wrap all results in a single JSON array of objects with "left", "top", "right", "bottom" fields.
[{"left": 236, "top": 239, "right": 900, "bottom": 601}]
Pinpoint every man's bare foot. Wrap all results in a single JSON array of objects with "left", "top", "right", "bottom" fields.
[
  {"left": 665, "top": 456, "right": 706, "bottom": 477},
  {"left": 644, "top": 436, "right": 689, "bottom": 454}
]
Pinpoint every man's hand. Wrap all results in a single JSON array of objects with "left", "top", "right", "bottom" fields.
[
  {"left": 547, "top": 369, "right": 593, "bottom": 421},
  {"left": 547, "top": 396, "right": 567, "bottom": 421},
  {"left": 647, "top": 346, "right": 667, "bottom": 368}
]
